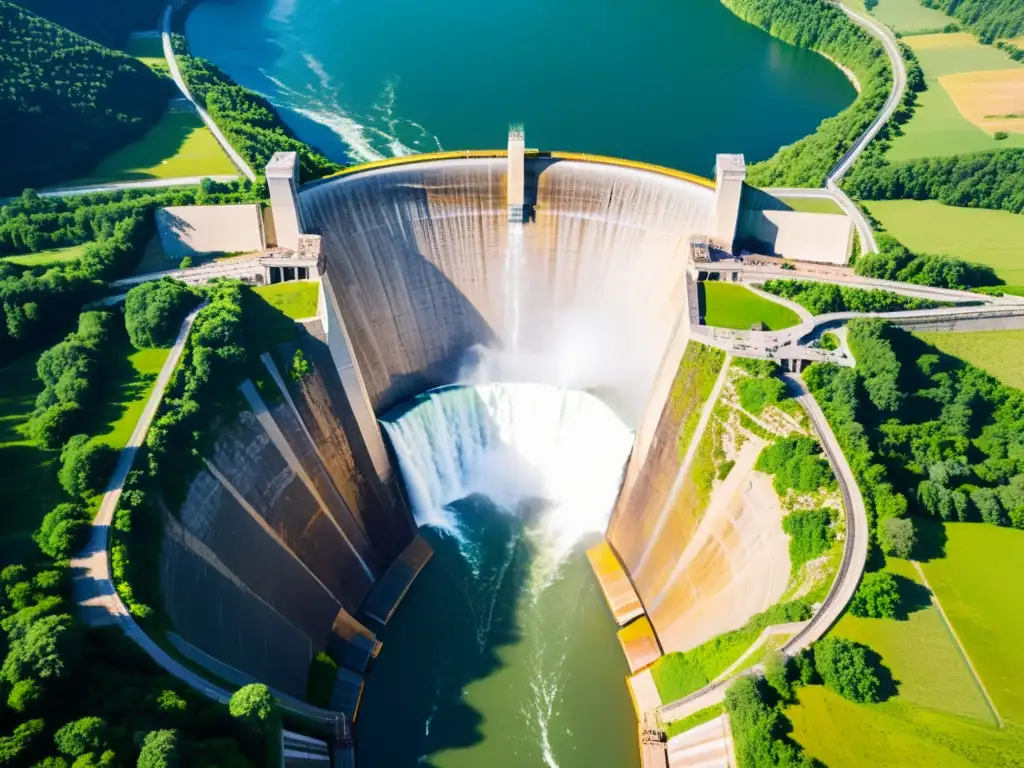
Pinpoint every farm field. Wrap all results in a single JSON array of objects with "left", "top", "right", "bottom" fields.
[
  {"left": 940, "top": 69, "right": 1024, "bottom": 135},
  {"left": 920, "top": 523, "right": 1024, "bottom": 726},
  {"left": 68, "top": 110, "right": 236, "bottom": 185},
  {"left": 916, "top": 329, "right": 1024, "bottom": 390},
  {"left": 3, "top": 244, "right": 92, "bottom": 267},
  {"left": 867, "top": 0, "right": 953, "bottom": 34},
  {"left": 787, "top": 551, "right": 1024, "bottom": 766},
  {"left": 888, "top": 33, "right": 1024, "bottom": 160},
  {"left": 862, "top": 199, "right": 1024, "bottom": 288},
  {"left": 699, "top": 282, "right": 801, "bottom": 331}
]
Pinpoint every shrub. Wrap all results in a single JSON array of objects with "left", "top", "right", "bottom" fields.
[
  {"left": 178, "top": 256, "right": 193, "bottom": 269},
  {"left": 229, "top": 684, "right": 276, "bottom": 728},
  {"left": 54, "top": 717, "right": 107, "bottom": 757},
  {"left": 738, "top": 376, "right": 787, "bottom": 416},
  {"left": 782, "top": 508, "right": 835, "bottom": 570},
  {"left": 34, "top": 503, "right": 90, "bottom": 559},
  {"left": 29, "top": 402, "right": 82, "bottom": 449},
  {"left": 819, "top": 332, "right": 839, "bottom": 351},
  {"left": 718, "top": 460, "right": 736, "bottom": 480},
  {"left": 58, "top": 437, "right": 116, "bottom": 499},
  {"left": 763, "top": 651, "right": 793, "bottom": 701},
  {"left": 1, "top": 613, "right": 79, "bottom": 683},
  {"left": 756, "top": 437, "right": 834, "bottom": 495},
  {"left": 725, "top": 675, "right": 815, "bottom": 768},
  {"left": 850, "top": 571, "right": 900, "bottom": 618},
  {"left": 306, "top": 652, "right": 338, "bottom": 707},
  {"left": 124, "top": 279, "right": 198, "bottom": 349},
  {"left": 6, "top": 679, "right": 43, "bottom": 713},
  {"left": 290, "top": 349, "right": 311, "bottom": 381},
  {"left": 813, "top": 636, "right": 881, "bottom": 703},
  {"left": 137, "top": 730, "right": 181, "bottom": 768},
  {"left": 994, "top": 131, "right": 1009, "bottom": 140}
]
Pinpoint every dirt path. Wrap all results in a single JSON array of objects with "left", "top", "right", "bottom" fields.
[{"left": 911, "top": 560, "right": 1004, "bottom": 728}]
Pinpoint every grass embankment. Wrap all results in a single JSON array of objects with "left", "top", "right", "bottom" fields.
[
  {"left": 0, "top": 324, "right": 169, "bottom": 564},
  {"left": 665, "top": 704, "right": 725, "bottom": 739},
  {"left": 866, "top": 0, "right": 956, "bottom": 35},
  {"left": 916, "top": 329, "right": 1024, "bottom": 390},
  {"left": 253, "top": 281, "right": 320, "bottom": 321},
  {"left": 699, "top": 282, "right": 801, "bottom": 331},
  {"left": 774, "top": 196, "right": 844, "bottom": 214},
  {"left": 3, "top": 244, "right": 92, "bottom": 267},
  {"left": 789, "top": 528, "right": 1024, "bottom": 765},
  {"left": 863, "top": 200, "right": 1024, "bottom": 289},
  {"left": 889, "top": 33, "right": 1024, "bottom": 161},
  {"left": 69, "top": 110, "right": 237, "bottom": 186}
]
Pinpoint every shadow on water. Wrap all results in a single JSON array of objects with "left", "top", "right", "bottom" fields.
[{"left": 356, "top": 497, "right": 527, "bottom": 766}]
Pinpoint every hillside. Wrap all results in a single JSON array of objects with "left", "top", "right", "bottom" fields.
[
  {"left": 15, "top": 0, "right": 166, "bottom": 47},
  {"left": 0, "top": 1, "right": 168, "bottom": 194}
]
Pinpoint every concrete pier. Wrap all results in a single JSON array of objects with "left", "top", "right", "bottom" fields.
[
  {"left": 618, "top": 616, "right": 663, "bottom": 673},
  {"left": 587, "top": 540, "right": 645, "bottom": 625},
  {"left": 361, "top": 535, "right": 434, "bottom": 625},
  {"left": 710, "top": 154, "right": 746, "bottom": 252},
  {"left": 267, "top": 151, "right": 302, "bottom": 250},
  {"left": 507, "top": 127, "right": 525, "bottom": 222}
]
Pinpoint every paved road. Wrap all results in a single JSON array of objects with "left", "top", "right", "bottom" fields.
[
  {"left": 659, "top": 374, "right": 869, "bottom": 722},
  {"left": 69, "top": 304, "right": 349, "bottom": 730},
  {"left": 109, "top": 255, "right": 262, "bottom": 289},
  {"left": 161, "top": 5, "right": 257, "bottom": 182},
  {"left": 828, "top": 2, "right": 907, "bottom": 183}
]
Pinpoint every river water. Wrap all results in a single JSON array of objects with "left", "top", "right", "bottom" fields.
[{"left": 185, "top": 0, "right": 854, "bottom": 173}]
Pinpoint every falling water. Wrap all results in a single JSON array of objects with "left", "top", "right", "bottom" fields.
[{"left": 504, "top": 222, "right": 525, "bottom": 352}]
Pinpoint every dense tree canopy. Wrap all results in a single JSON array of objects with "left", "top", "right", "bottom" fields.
[
  {"left": 783, "top": 508, "right": 836, "bottom": 569},
  {"left": 760, "top": 279, "right": 948, "bottom": 314},
  {"left": 124, "top": 279, "right": 199, "bottom": 349},
  {"left": 756, "top": 436, "right": 835, "bottom": 495},
  {"left": 17, "top": 0, "right": 166, "bottom": 48},
  {"left": 725, "top": 675, "right": 818, "bottom": 768},
  {"left": 0, "top": 1, "right": 168, "bottom": 194},
  {"left": 845, "top": 148, "right": 1024, "bottom": 214},
  {"left": 813, "top": 636, "right": 882, "bottom": 703},
  {"left": 849, "top": 571, "right": 900, "bottom": 618},
  {"left": 853, "top": 235, "right": 1001, "bottom": 290},
  {"left": 921, "top": 0, "right": 1024, "bottom": 42}
]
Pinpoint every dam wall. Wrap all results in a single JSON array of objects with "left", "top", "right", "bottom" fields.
[
  {"left": 159, "top": 345, "right": 407, "bottom": 703},
  {"left": 300, "top": 157, "right": 715, "bottom": 425}
]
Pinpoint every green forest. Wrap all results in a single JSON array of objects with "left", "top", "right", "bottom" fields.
[
  {"left": 0, "top": 1, "right": 168, "bottom": 195},
  {"left": 805, "top": 320, "right": 1024, "bottom": 559},
  {"left": 16, "top": 0, "right": 166, "bottom": 47},
  {"left": 760, "top": 279, "right": 949, "bottom": 314},
  {"left": 919, "top": 0, "right": 1024, "bottom": 42}
]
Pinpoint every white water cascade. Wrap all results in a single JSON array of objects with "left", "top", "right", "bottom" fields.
[
  {"left": 504, "top": 222, "right": 525, "bottom": 352},
  {"left": 380, "top": 383, "right": 634, "bottom": 573}
]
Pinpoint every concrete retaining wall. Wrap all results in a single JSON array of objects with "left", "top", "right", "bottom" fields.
[
  {"left": 156, "top": 203, "right": 265, "bottom": 258},
  {"left": 738, "top": 209, "right": 852, "bottom": 265}
]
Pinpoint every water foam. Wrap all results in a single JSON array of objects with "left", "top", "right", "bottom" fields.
[{"left": 380, "top": 383, "right": 633, "bottom": 576}]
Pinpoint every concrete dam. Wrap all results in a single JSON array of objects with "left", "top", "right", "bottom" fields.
[{"left": 158, "top": 139, "right": 789, "bottom": 764}]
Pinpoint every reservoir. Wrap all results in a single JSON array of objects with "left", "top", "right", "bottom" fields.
[{"left": 185, "top": 0, "right": 855, "bottom": 173}]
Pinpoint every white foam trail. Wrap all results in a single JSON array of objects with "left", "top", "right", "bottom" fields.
[
  {"left": 302, "top": 52, "right": 334, "bottom": 92},
  {"left": 505, "top": 222, "right": 525, "bottom": 352},
  {"left": 291, "top": 105, "right": 387, "bottom": 162}
]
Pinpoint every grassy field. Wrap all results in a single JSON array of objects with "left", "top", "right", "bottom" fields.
[
  {"left": 916, "top": 329, "right": 1024, "bottom": 389},
  {"left": 789, "top": 686, "right": 1024, "bottom": 767},
  {"left": 0, "top": 327, "right": 171, "bottom": 564},
  {"left": 124, "top": 35, "right": 168, "bottom": 73},
  {"left": 3, "top": 244, "right": 92, "bottom": 267},
  {"left": 940, "top": 69, "right": 1024, "bottom": 135},
  {"left": 699, "top": 282, "right": 801, "bottom": 331},
  {"left": 888, "top": 33, "right": 1024, "bottom": 160},
  {"left": 253, "top": 281, "right": 320, "bottom": 320},
  {"left": 868, "top": 0, "right": 954, "bottom": 34},
  {"left": 920, "top": 523, "right": 1024, "bottom": 726},
  {"left": 69, "top": 110, "right": 236, "bottom": 185},
  {"left": 774, "top": 196, "right": 844, "bottom": 214},
  {"left": 787, "top": 551, "right": 1024, "bottom": 766},
  {"left": 862, "top": 199, "right": 1024, "bottom": 288}
]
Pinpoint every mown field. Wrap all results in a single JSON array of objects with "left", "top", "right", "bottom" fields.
[
  {"left": 699, "top": 282, "right": 801, "bottom": 331},
  {"left": 920, "top": 523, "right": 1024, "bottom": 726},
  {"left": 68, "top": 110, "right": 237, "bottom": 185},
  {"left": 867, "top": 0, "right": 954, "bottom": 34},
  {"left": 788, "top": 550, "right": 1024, "bottom": 766},
  {"left": 253, "top": 281, "right": 320, "bottom": 320},
  {"left": 916, "top": 329, "right": 1024, "bottom": 390},
  {"left": 862, "top": 199, "right": 1024, "bottom": 288},
  {"left": 774, "top": 195, "right": 844, "bottom": 214},
  {"left": 124, "top": 34, "right": 168, "bottom": 73},
  {"left": 888, "top": 33, "right": 1024, "bottom": 161}
]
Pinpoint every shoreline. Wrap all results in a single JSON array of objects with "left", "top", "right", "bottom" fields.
[{"left": 819, "top": 50, "right": 863, "bottom": 93}]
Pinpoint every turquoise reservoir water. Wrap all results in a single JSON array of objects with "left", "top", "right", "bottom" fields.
[{"left": 185, "top": 0, "right": 855, "bottom": 173}]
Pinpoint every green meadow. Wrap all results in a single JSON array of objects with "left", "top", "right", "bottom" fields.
[
  {"left": 916, "top": 329, "right": 1024, "bottom": 390},
  {"left": 3, "top": 244, "right": 92, "bottom": 267},
  {"left": 868, "top": 0, "right": 954, "bottom": 34},
  {"left": 699, "top": 282, "right": 801, "bottom": 331},
  {"left": 863, "top": 199, "right": 1024, "bottom": 289}
]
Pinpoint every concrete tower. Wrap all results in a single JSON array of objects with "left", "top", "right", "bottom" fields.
[
  {"left": 710, "top": 154, "right": 746, "bottom": 253},
  {"left": 507, "top": 127, "right": 525, "bottom": 223},
  {"left": 267, "top": 151, "right": 302, "bottom": 251}
]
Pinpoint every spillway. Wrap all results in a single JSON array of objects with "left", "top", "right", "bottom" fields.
[{"left": 156, "top": 152, "right": 795, "bottom": 763}]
